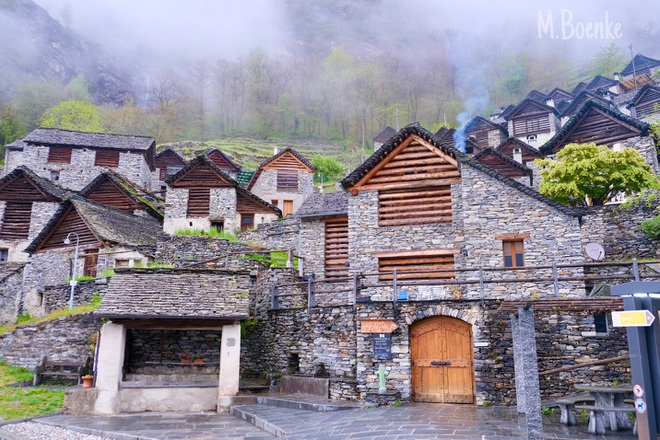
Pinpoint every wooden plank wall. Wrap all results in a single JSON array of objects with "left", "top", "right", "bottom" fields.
[{"left": 324, "top": 217, "right": 348, "bottom": 279}]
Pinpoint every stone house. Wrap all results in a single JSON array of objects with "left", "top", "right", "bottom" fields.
[
  {"left": 372, "top": 126, "right": 396, "bottom": 151},
  {"left": 620, "top": 53, "right": 660, "bottom": 81},
  {"left": 540, "top": 99, "right": 659, "bottom": 174},
  {"left": 464, "top": 116, "right": 508, "bottom": 149},
  {"left": 247, "top": 148, "right": 315, "bottom": 217},
  {"left": 163, "top": 155, "right": 280, "bottom": 234},
  {"left": 628, "top": 84, "right": 660, "bottom": 121},
  {"left": 4, "top": 128, "right": 156, "bottom": 191},
  {"left": 504, "top": 98, "right": 561, "bottom": 147},
  {"left": 152, "top": 148, "right": 187, "bottom": 195},
  {"left": 22, "top": 196, "right": 161, "bottom": 315},
  {"left": 0, "top": 166, "right": 69, "bottom": 262},
  {"left": 241, "top": 124, "right": 629, "bottom": 406}
]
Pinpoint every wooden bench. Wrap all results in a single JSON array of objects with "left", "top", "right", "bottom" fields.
[
  {"left": 575, "top": 404, "right": 637, "bottom": 435},
  {"left": 555, "top": 395, "right": 594, "bottom": 425},
  {"left": 33, "top": 356, "right": 91, "bottom": 386}
]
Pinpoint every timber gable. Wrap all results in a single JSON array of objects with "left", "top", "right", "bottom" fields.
[
  {"left": 629, "top": 84, "right": 660, "bottom": 118},
  {"left": 166, "top": 155, "right": 236, "bottom": 188},
  {"left": 473, "top": 148, "right": 532, "bottom": 181}
]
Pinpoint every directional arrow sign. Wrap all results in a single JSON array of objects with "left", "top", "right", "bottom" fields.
[
  {"left": 611, "top": 310, "right": 655, "bottom": 327},
  {"left": 360, "top": 319, "right": 399, "bottom": 334}
]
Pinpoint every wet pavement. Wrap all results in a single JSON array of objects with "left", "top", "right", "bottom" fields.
[{"left": 4, "top": 401, "right": 638, "bottom": 440}]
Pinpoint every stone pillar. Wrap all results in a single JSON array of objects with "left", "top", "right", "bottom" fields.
[
  {"left": 511, "top": 306, "right": 543, "bottom": 440},
  {"left": 217, "top": 322, "right": 241, "bottom": 411},
  {"left": 511, "top": 315, "right": 525, "bottom": 414},
  {"left": 93, "top": 322, "right": 126, "bottom": 415}
]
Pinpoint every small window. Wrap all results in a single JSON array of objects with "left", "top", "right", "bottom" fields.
[
  {"left": 241, "top": 214, "right": 254, "bottom": 232},
  {"left": 211, "top": 220, "right": 224, "bottom": 232},
  {"left": 160, "top": 185, "right": 167, "bottom": 197},
  {"left": 594, "top": 312, "right": 608, "bottom": 333},
  {"left": 503, "top": 240, "right": 524, "bottom": 267},
  {"left": 271, "top": 199, "right": 279, "bottom": 208},
  {"left": 283, "top": 200, "right": 294, "bottom": 216},
  {"left": 0, "top": 248, "right": 8, "bottom": 262},
  {"left": 48, "top": 146, "right": 72, "bottom": 164},
  {"left": 114, "top": 259, "right": 131, "bottom": 269},
  {"left": 50, "top": 170, "right": 60, "bottom": 181},
  {"left": 526, "top": 134, "right": 537, "bottom": 143}
]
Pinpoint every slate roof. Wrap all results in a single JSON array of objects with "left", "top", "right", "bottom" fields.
[
  {"left": 26, "top": 196, "right": 161, "bottom": 253},
  {"left": 629, "top": 83, "right": 660, "bottom": 107},
  {"left": 559, "top": 90, "right": 612, "bottom": 118},
  {"left": 341, "top": 123, "right": 463, "bottom": 189},
  {"left": 585, "top": 75, "right": 618, "bottom": 91},
  {"left": 621, "top": 54, "right": 660, "bottom": 77},
  {"left": 572, "top": 82, "right": 588, "bottom": 95},
  {"left": 78, "top": 170, "right": 164, "bottom": 220},
  {"left": 541, "top": 99, "right": 650, "bottom": 155},
  {"left": 199, "top": 148, "right": 240, "bottom": 171},
  {"left": 296, "top": 191, "right": 349, "bottom": 219},
  {"left": 465, "top": 116, "right": 508, "bottom": 133},
  {"left": 473, "top": 147, "right": 533, "bottom": 176},
  {"left": 373, "top": 126, "right": 397, "bottom": 143},
  {"left": 505, "top": 98, "right": 558, "bottom": 119},
  {"left": 526, "top": 90, "right": 547, "bottom": 102},
  {"left": 95, "top": 269, "right": 251, "bottom": 320},
  {"left": 495, "top": 137, "right": 543, "bottom": 158},
  {"left": 0, "top": 165, "right": 70, "bottom": 200},
  {"left": 22, "top": 128, "right": 155, "bottom": 151},
  {"left": 154, "top": 148, "right": 186, "bottom": 164}
]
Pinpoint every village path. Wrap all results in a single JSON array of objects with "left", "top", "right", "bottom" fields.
[{"left": 0, "top": 403, "right": 639, "bottom": 439}]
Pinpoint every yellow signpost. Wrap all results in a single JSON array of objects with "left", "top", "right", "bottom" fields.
[{"left": 611, "top": 310, "right": 656, "bottom": 327}]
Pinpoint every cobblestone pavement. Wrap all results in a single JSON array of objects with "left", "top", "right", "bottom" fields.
[{"left": 4, "top": 403, "right": 638, "bottom": 440}]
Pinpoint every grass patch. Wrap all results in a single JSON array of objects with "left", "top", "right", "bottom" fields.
[
  {"left": 0, "top": 360, "right": 64, "bottom": 420},
  {"left": 132, "top": 261, "right": 174, "bottom": 269},
  {"left": 0, "top": 295, "right": 102, "bottom": 336},
  {"left": 174, "top": 227, "right": 238, "bottom": 241}
]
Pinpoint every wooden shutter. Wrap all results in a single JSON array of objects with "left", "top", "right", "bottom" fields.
[
  {"left": 377, "top": 249, "right": 455, "bottom": 280},
  {"left": 324, "top": 218, "right": 348, "bottom": 279},
  {"left": 277, "top": 170, "right": 298, "bottom": 191},
  {"left": 379, "top": 187, "right": 452, "bottom": 227},
  {"left": 0, "top": 203, "right": 32, "bottom": 239},
  {"left": 83, "top": 250, "right": 98, "bottom": 277},
  {"left": 94, "top": 150, "right": 120, "bottom": 167},
  {"left": 186, "top": 188, "right": 210, "bottom": 217},
  {"left": 48, "top": 147, "right": 72, "bottom": 164},
  {"left": 282, "top": 200, "right": 294, "bottom": 216}
]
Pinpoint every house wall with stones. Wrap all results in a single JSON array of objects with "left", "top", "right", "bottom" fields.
[
  {"left": 4, "top": 146, "right": 151, "bottom": 191},
  {"left": 0, "top": 312, "right": 100, "bottom": 370},
  {"left": 43, "top": 279, "right": 108, "bottom": 312},
  {"left": 0, "top": 201, "right": 61, "bottom": 263},
  {"left": 125, "top": 329, "right": 222, "bottom": 369},
  {"left": 618, "top": 135, "right": 660, "bottom": 174},
  {"left": 250, "top": 169, "right": 314, "bottom": 215},
  {"left": 154, "top": 234, "right": 254, "bottom": 266},
  {"left": 239, "top": 216, "right": 301, "bottom": 253},
  {"left": 0, "top": 264, "right": 25, "bottom": 324}
]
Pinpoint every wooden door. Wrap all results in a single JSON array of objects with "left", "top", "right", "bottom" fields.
[{"left": 411, "top": 316, "right": 474, "bottom": 403}]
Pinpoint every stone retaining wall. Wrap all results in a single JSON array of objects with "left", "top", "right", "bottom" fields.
[
  {"left": 44, "top": 280, "right": 108, "bottom": 313},
  {"left": 0, "top": 313, "right": 100, "bottom": 369}
]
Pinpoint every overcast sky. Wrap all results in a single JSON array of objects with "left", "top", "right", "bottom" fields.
[{"left": 29, "top": 0, "right": 660, "bottom": 70}]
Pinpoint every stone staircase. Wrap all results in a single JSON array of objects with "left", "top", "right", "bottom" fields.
[{"left": 230, "top": 395, "right": 361, "bottom": 437}]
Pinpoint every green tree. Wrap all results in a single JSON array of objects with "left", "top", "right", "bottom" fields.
[
  {"left": 41, "top": 99, "right": 104, "bottom": 132},
  {"left": 312, "top": 155, "right": 344, "bottom": 184},
  {"left": 535, "top": 143, "right": 660, "bottom": 207},
  {"left": 0, "top": 105, "right": 23, "bottom": 146},
  {"left": 589, "top": 42, "right": 627, "bottom": 78}
]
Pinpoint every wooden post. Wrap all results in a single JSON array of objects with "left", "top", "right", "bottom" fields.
[{"left": 307, "top": 274, "right": 315, "bottom": 311}]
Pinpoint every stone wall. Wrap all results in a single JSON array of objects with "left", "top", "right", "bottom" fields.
[
  {"left": 250, "top": 169, "right": 314, "bottom": 214},
  {"left": 239, "top": 216, "right": 301, "bottom": 253},
  {"left": 154, "top": 234, "right": 254, "bottom": 267},
  {"left": 43, "top": 279, "right": 108, "bottom": 313},
  {"left": 0, "top": 313, "right": 100, "bottom": 369},
  {"left": 580, "top": 201, "right": 660, "bottom": 261},
  {"left": 117, "top": 152, "right": 152, "bottom": 190},
  {"left": 0, "top": 264, "right": 25, "bottom": 324},
  {"left": 241, "top": 297, "right": 630, "bottom": 405},
  {"left": 125, "top": 329, "right": 222, "bottom": 369}
]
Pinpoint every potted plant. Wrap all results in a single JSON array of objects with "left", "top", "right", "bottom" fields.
[
  {"left": 192, "top": 353, "right": 206, "bottom": 364},
  {"left": 81, "top": 374, "right": 94, "bottom": 388},
  {"left": 178, "top": 353, "right": 192, "bottom": 364}
]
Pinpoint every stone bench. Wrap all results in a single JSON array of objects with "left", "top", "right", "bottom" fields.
[
  {"left": 555, "top": 395, "right": 594, "bottom": 425},
  {"left": 575, "top": 404, "right": 637, "bottom": 435}
]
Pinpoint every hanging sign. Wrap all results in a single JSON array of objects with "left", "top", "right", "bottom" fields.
[{"left": 361, "top": 319, "right": 399, "bottom": 334}]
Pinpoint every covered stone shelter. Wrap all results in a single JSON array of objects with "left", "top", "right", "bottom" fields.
[{"left": 89, "top": 268, "right": 251, "bottom": 414}]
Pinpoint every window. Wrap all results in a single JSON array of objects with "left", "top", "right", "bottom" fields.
[
  {"left": 526, "top": 135, "right": 537, "bottom": 143},
  {"left": 503, "top": 240, "right": 524, "bottom": 267},
  {"left": 83, "top": 249, "right": 98, "bottom": 278},
  {"left": 48, "top": 146, "right": 72, "bottom": 164},
  {"left": 211, "top": 220, "right": 224, "bottom": 232},
  {"left": 94, "top": 150, "right": 120, "bottom": 167},
  {"left": 241, "top": 214, "right": 254, "bottom": 232},
  {"left": 512, "top": 147, "right": 523, "bottom": 164},
  {"left": 283, "top": 200, "right": 294, "bottom": 216},
  {"left": 594, "top": 312, "right": 608, "bottom": 333},
  {"left": 50, "top": 170, "right": 60, "bottom": 181},
  {"left": 271, "top": 199, "right": 279, "bottom": 208},
  {"left": 277, "top": 169, "right": 298, "bottom": 191},
  {"left": 187, "top": 188, "right": 210, "bottom": 217},
  {"left": 0, "top": 248, "right": 8, "bottom": 262},
  {"left": 114, "top": 259, "right": 131, "bottom": 269},
  {"left": 375, "top": 249, "right": 456, "bottom": 281}
]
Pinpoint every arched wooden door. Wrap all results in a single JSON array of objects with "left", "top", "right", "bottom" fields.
[{"left": 411, "top": 316, "right": 474, "bottom": 403}]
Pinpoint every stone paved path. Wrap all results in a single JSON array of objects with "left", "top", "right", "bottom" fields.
[{"left": 16, "top": 403, "right": 638, "bottom": 439}]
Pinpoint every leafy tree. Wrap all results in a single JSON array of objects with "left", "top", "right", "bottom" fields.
[
  {"left": 589, "top": 42, "right": 627, "bottom": 78},
  {"left": 41, "top": 99, "right": 104, "bottom": 132},
  {"left": 312, "top": 155, "right": 344, "bottom": 183},
  {"left": 535, "top": 143, "right": 660, "bottom": 207},
  {"left": 0, "top": 105, "right": 23, "bottom": 146}
]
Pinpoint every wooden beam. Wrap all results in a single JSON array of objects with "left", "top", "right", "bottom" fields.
[
  {"left": 372, "top": 248, "right": 459, "bottom": 258},
  {"left": 355, "top": 177, "right": 461, "bottom": 192}
]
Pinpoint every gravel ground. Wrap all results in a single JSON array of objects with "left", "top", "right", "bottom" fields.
[{"left": 3, "top": 421, "right": 111, "bottom": 439}]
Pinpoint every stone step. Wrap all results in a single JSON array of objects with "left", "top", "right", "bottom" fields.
[
  {"left": 229, "top": 403, "right": 329, "bottom": 437},
  {"left": 256, "top": 395, "right": 361, "bottom": 412}
]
